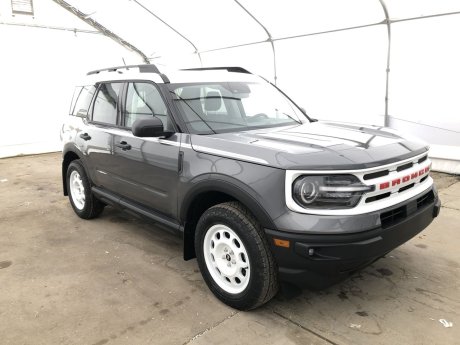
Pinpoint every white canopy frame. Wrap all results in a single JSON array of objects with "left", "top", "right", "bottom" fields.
[{"left": 49, "top": 0, "right": 460, "bottom": 129}]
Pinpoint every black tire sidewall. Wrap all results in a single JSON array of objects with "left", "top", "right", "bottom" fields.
[
  {"left": 66, "top": 160, "right": 96, "bottom": 219},
  {"left": 195, "top": 205, "right": 272, "bottom": 310}
]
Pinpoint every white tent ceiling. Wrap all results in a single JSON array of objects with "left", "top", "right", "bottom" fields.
[{"left": 1, "top": 0, "right": 459, "bottom": 173}]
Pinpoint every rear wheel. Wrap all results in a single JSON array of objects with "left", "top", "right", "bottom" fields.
[
  {"left": 195, "top": 202, "right": 279, "bottom": 310},
  {"left": 66, "top": 160, "right": 104, "bottom": 219}
]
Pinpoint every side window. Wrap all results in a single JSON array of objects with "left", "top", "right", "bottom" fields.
[
  {"left": 71, "top": 85, "right": 96, "bottom": 116},
  {"left": 124, "top": 82, "right": 169, "bottom": 128},
  {"left": 92, "top": 83, "right": 123, "bottom": 125}
]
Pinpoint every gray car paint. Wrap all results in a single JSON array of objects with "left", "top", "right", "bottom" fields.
[
  {"left": 188, "top": 122, "right": 428, "bottom": 170},
  {"left": 61, "top": 81, "right": 432, "bottom": 238}
]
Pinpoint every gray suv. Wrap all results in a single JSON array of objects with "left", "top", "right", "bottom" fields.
[{"left": 61, "top": 64, "right": 440, "bottom": 310}]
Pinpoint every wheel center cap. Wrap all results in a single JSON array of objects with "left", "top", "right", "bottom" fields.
[{"left": 225, "top": 254, "right": 231, "bottom": 261}]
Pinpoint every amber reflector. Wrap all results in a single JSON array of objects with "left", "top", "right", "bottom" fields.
[{"left": 273, "top": 238, "right": 290, "bottom": 248}]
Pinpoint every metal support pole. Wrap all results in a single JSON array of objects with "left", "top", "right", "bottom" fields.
[
  {"left": 52, "top": 0, "right": 150, "bottom": 64},
  {"left": 234, "top": 0, "right": 278, "bottom": 84},
  {"left": 379, "top": 0, "right": 391, "bottom": 127},
  {"left": 132, "top": 0, "right": 203, "bottom": 67}
]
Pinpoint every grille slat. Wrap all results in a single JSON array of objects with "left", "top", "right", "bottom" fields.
[
  {"left": 398, "top": 183, "right": 415, "bottom": 193},
  {"left": 365, "top": 192, "right": 391, "bottom": 203},
  {"left": 418, "top": 155, "right": 428, "bottom": 164},
  {"left": 363, "top": 170, "right": 389, "bottom": 181},
  {"left": 396, "top": 162, "right": 413, "bottom": 172}
]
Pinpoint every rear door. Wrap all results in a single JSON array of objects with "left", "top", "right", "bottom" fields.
[
  {"left": 84, "top": 82, "right": 124, "bottom": 191},
  {"left": 109, "top": 81, "right": 180, "bottom": 219}
]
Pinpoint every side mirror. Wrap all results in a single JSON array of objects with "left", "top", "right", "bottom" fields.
[{"left": 132, "top": 117, "right": 172, "bottom": 138}]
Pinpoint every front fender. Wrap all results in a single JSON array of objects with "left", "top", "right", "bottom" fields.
[{"left": 179, "top": 173, "right": 277, "bottom": 230}]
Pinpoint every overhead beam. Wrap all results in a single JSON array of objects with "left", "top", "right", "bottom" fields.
[
  {"left": 234, "top": 0, "right": 278, "bottom": 84},
  {"left": 131, "top": 0, "right": 202, "bottom": 66},
  {"left": 0, "top": 21, "right": 100, "bottom": 34},
  {"left": 51, "top": 0, "right": 150, "bottom": 64}
]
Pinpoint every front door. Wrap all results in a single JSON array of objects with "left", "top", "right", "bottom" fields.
[{"left": 108, "top": 82, "right": 180, "bottom": 219}]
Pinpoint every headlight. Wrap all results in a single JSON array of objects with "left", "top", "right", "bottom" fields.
[{"left": 292, "top": 175, "right": 374, "bottom": 209}]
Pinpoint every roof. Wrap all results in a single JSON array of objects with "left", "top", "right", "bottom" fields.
[{"left": 81, "top": 64, "right": 263, "bottom": 85}]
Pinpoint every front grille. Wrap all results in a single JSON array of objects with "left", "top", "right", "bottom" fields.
[
  {"left": 360, "top": 153, "right": 431, "bottom": 206},
  {"left": 380, "top": 205, "right": 407, "bottom": 228}
]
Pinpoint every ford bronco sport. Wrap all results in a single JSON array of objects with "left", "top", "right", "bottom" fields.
[{"left": 61, "top": 64, "right": 440, "bottom": 310}]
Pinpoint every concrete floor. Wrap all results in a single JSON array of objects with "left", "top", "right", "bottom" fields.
[{"left": 0, "top": 153, "right": 459, "bottom": 345}]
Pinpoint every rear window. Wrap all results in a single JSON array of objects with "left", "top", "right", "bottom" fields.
[{"left": 71, "top": 85, "right": 96, "bottom": 116}]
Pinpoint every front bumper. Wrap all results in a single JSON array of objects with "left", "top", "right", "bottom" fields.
[{"left": 265, "top": 188, "right": 441, "bottom": 289}]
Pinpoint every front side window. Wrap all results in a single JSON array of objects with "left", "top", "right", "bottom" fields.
[
  {"left": 124, "top": 82, "right": 169, "bottom": 129},
  {"left": 169, "top": 81, "right": 306, "bottom": 134},
  {"left": 92, "top": 83, "right": 123, "bottom": 125}
]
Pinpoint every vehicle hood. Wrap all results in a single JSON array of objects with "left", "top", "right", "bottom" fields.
[{"left": 189, "top": 121, "right": 429, "bottom": 170}]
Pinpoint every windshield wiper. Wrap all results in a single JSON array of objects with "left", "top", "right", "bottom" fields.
[{"left": 280, "top": 111, "right": 301, "bottom": 124}]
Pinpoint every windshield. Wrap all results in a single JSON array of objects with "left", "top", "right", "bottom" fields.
[{"left": 168, "top": 81, "right": 307, "bottom": 134}]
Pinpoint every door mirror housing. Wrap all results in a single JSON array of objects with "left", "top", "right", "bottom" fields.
[{"left": 132, "top": 117, "right": 172, "bottom": 138}]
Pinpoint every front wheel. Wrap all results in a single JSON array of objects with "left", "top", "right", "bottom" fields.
[
  {"left": 195, "top": 202, "right": 279, "bottom": 310},
  {"left": 66, "top": 160, "right": 105, "bottom": 219}
]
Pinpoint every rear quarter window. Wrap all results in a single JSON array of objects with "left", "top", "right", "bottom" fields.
[{"left": 71, "top": 85, "right": 96, "bottom": 116}]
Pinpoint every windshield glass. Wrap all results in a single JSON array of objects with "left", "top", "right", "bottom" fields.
[{"left": 168, "top": 81, "right": 307, "bottom": 134}]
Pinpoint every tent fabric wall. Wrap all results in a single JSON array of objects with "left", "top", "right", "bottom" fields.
[
  {"left": 1, "top": 0, "right": 459, "bottom": 173},
  {"left": 0, "top": 0, "right": 143, "bottom": 158}
]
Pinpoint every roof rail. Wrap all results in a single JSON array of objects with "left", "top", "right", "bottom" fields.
[
  {"left": 87, "top": 64, "right": 170, "bottom": 83},
  {"left": 181, "top": 66, "right": 251, "bottom": 74}
]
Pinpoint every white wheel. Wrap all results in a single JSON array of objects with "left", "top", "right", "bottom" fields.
[
  {"left": 203, "top": 224, "right": 250, "bottom": 294},
  {"left": 195, "top": 202, "right": 278, "bottom": 310},
  {"left": 69, "top": 170, "right": 85, "bottom": 210}
]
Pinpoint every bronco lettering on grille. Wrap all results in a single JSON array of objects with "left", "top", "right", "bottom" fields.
[{"left": 379, "top": 165, "right": 430, "bottom": 191}]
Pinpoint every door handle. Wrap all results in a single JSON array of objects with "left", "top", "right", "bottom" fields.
[
  {"left": 115, "top": 141, "right": 132, "bottom": 151},
  {"left": 79, "top": 133, "right": 91, "bottom": 141}
]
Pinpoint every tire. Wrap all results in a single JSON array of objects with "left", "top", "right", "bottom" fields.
[
  {"left": 66, "top": 160, "right": 105, "bottom": 219},
  {"left": 195, "top": 201, "right": 279, "bottom": 310}
]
